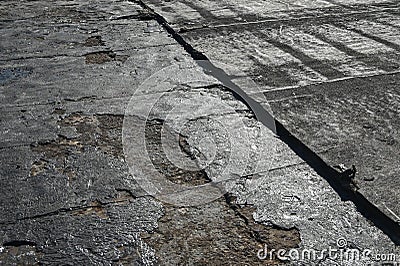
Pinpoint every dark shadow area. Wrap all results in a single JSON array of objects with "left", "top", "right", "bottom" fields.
[
  {"left": 275, "top": 120, "right": 400, "bottom": 245},
  {"left": 134, "top": 0, "right": 400, "bottom": 246}
]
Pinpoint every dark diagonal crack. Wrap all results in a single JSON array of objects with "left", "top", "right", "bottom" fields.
[
  {"left": 275, "top": 121, "right": 400, "bottom": 245},
  {"left": 130, "top": 1, "right": 276, "bottom": 134},
  {"left": 133, "top": 0, "right": 400, "bottom": 245}
]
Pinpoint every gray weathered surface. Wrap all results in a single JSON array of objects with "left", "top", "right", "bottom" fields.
[
  {"left": 264, "top": 74, "right": 400, "bottom": 223},
  {"left": 0, "top": 0, "right": 168, "bottom": 264},
  {"left": 1, "top": 0, "right": 399, "bottom": 265},
  {"left": 146, "top": 0, "right": 400, "bottom": 226}
]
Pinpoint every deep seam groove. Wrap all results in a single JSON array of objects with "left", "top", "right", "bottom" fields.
[
  {"left": 275, "top": 121, "right": 400, "bottom": 245},
  {"left": 133, "top": 0, "right": 400, "bottom": 245}
]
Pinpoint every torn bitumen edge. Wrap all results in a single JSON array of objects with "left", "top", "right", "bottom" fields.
[{"left": 132, "top": 0, "right": 400, "bottom": 246}]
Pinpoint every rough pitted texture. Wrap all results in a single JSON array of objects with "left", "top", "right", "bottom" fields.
[{"left": 1, "top": 0, "right": 400, "bottom": 265}]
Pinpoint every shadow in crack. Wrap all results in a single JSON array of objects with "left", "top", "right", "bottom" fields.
[
  {"left": 131, "top": 0, "right": 400, "bottom": 245},
  {"left": 275, "top": 120, "right": 400, "bottom": 245}
]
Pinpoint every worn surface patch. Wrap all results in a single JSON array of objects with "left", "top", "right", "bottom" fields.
[{"left": 143, "top": 196, "right": 300, "bottom": 265}]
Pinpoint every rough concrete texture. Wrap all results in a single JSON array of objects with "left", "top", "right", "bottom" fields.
[{"left": 1, "top": 0, "right": 399, "bottom": 265}]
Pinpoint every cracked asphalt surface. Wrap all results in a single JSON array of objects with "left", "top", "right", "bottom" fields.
[{"left": 0, "top": 0, "right": 399, "bottom": 265}]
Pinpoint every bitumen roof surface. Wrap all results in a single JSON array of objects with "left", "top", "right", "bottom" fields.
[{"left": 0, "top": 0, "right": 399, "bottom": 265}]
